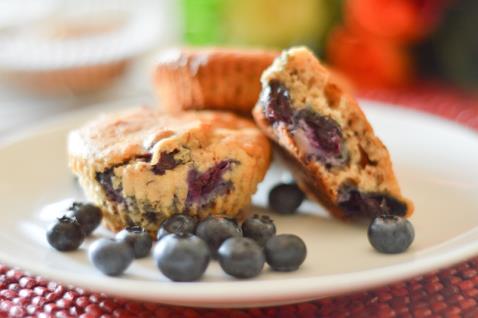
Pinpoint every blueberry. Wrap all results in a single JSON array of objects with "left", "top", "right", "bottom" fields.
[
  {"left": 157, "top": 214, "right": 198, "bottom": 241},
  {"left": 218, "top": 237, "right": 265, "bottom": 279},
  {"left": 116, "top": 226, "right": 152, "bottom": 258},
  {"left": 66, "top": 202, "right": 102, "bottom": 236},
  {"left": 95, "top": 168, "right": 125, "bottom": 204},
  {"left": 152, "top": 150, "right": 182, "bottom": 175},
  {"left": 368, "top": 215, "right": 415, "bottom": 254},
  {"left": 268, "top": 183, "right": 304, "bottom": 214},
  {"left": 338, "top": 183, "right": 408, "bottom": 218},
  {"left": 46, "top": 216, "right": 85, "bottom": 251},
  {"left": 265, "top": 234, "right": 307, "bottom": 272},
  {"left": 186, "top": 160, "right": 237, "bottom": 208},
  {"left": 260, "top": 80, "right": 293, "bottom": 124},
  {"left": 88, "top": 238, "right": 134, "bottom": 276},
  {"left": 292, "top": 109, "right": 348, "bottom": 167},
  {"left": 153, "top": 233, "right": 210, "bottom": 282},
  {"left": 242, "top": 214, "right": 276, "bottom": 247},
  {"left": 195, "top": 216, "right": 242, "bottom": 257}
]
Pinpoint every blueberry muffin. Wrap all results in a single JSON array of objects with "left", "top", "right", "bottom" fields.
[
  {"left": 154, "top": 48, "right": 278, "bottom": 115},
  {"left": 253, "top": 47, "right": 413, "bottom": 219},
  {"left": 68, "top": 107, "right": 271, "bottom": 235}
]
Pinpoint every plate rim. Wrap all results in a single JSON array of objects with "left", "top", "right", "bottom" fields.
[
  {"left": 1, "top": 98, "right": 478, "bottom": 307},
  {"left": 1, "top": 232, "right": 478, "bottom": 307}
]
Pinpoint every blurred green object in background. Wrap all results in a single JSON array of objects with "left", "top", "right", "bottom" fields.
[
  {"left": 181, "top": 0, "right": 341, "bottom": 52},
  {"left": 182, "top": 0, "right": 225, "bottom": 45},
  {"left": 222, "top": 0, "right": 326, "bottom": 50}
]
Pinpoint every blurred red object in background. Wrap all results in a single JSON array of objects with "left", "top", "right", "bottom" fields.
[
  {"left": 327, "top": 0, "right": 450, "bottom": 89},
  {"left": 345, "top": 0, "right": 448, "bottom": 42},
  {"left": 346, "top": 0, "right": 426, "bottom": 42},
  {"left": 326, "top": 27, "right": 412, "bottom": 89}
]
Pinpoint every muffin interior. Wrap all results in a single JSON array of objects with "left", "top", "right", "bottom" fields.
[{"left": 256, "top": 47, "right": 411, "bottom": 218}]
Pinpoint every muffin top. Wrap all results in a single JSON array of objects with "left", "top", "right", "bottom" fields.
[
  {"left": 68, "top": 107, "right": 270, "bottom": 171},
  {"left": 156, "top": 47, "right": 279, "bottom": 74}
]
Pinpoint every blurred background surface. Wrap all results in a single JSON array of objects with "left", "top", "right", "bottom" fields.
[{"left": 0, "top": 0, "right": 476, "bottom": 138}]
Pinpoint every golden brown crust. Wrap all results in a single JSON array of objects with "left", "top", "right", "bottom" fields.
[
  {"left": 154, "top": 48, "right": 279, "bottom": 114},
  {"left": 253, "top": 47, "right": 413, "bottom": 219}
]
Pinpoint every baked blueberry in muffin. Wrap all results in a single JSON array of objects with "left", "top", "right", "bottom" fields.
[
  {"left": 69, "top": 107, "right": 271, "bottom": 236},
  {"left": 253, "top": 47, "right": 413, "bottom": 219}
]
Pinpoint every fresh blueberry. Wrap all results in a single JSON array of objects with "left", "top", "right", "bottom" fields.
[
  {"left": 116, "top": 226, "right": 152, "bottom": 258},
  {"left": 265, "top": 234, "right": 307, "bottom": 272},
  {"left": 153, "top": 233, "right": 210, "bottom": 282},
  {"left": 66, "top": 202, "right": 102, "bottom": 236},
  {"left": 368, "top": 215, "right": 415, "bottom": 254},
  {"left": 46, "top": 216, "right": 85, "bottom": 251},
  {"left": 242, "top": 214, "right": 276, "bottom": 247},
  {"left": 157, "top": 214, "right": 198, "bottom": 241},
  {"left": 88, "top": 238, "right": 134, "bottom": 276},
  {"left": 195, "top": 216, "right": 243, "bottom": 257},
  {"left": 268, "top": 183, "right": 305, "bottom": 214},
  {"left": 218, "top": 237, "right": 265, "bottom": 279}
]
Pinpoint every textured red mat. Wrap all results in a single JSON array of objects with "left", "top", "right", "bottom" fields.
[
  {"left": 360, "top": 83, "right": 478, "bottom": 132},
  {"left": 1, "top": 85, "right": 477, "bottom": 318},
  {"left": 1, "top": 258, "right": 478, "bottom": 318}
]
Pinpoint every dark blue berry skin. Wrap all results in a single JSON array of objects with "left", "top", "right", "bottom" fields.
[
  {"left": 195, "top": 216, "right": 243, "bottom": 258},
  {"left": 46, "top": 216, "right": 85, "bottom": 251},
  {"left": 268, "top": 183, "right": 305, "bottom": 215},
  {"left": 153, "top": 234, "right": 210, "bottom": 282},
  {"left": 157, "top": 214, "right": 198, "bottom": 241},
  {"left": 265, "top": 234, "right": 307, "bottom": 272},
  {"left": 368, "top": 215, "right": 415, "bottom": 254},
  {"left": 218, "top": 237, "right": 265, "bottom": 279},
  {"left": 116, "top": 226, "right": 152, "bottom": 258},
  {"left": 88, "top": 238, "right": 134, "bottom": 276},
  {"left": 66, "top": 202, "right": 102, "bottom": 236},
  {"left": 242, "top": 214, "right": 276, "bottom": 247}
]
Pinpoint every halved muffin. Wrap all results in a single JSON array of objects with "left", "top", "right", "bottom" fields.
[{"left": 253, "top": 47, "right": 413, "bottom": 219}]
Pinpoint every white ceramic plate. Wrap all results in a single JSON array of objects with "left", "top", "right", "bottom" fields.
[{"left": 1, "top": 100, "right": 478, "bottom": 308}]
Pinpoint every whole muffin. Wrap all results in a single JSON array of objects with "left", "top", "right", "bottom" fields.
[
  {"left": 253, "top": 47, "right": 413, "bottom": 220},
  {"left": 68, "top": 107, "right": 271, "bottom": 235},
  {"left": 154, "top": 47, "right": 278, "bottom": 115}
]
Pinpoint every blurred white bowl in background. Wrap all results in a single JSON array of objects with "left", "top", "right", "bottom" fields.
[{"left": 0, "top": 0, "right": 181, "bottom": 93}]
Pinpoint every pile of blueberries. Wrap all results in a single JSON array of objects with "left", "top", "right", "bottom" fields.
[
  {"left": 45, "top": 184, "right": 309, "bottom": 281},
  {"left": 46, "top": 182, "right": 414, "bottom": 281}
]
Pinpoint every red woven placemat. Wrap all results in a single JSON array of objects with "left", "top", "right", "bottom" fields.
[
  {"left": 360, "top": 83, "right": 478, "bottom": 131},
  {"left": 1, "top": 85, "right": 477, "bottom": 318}
]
